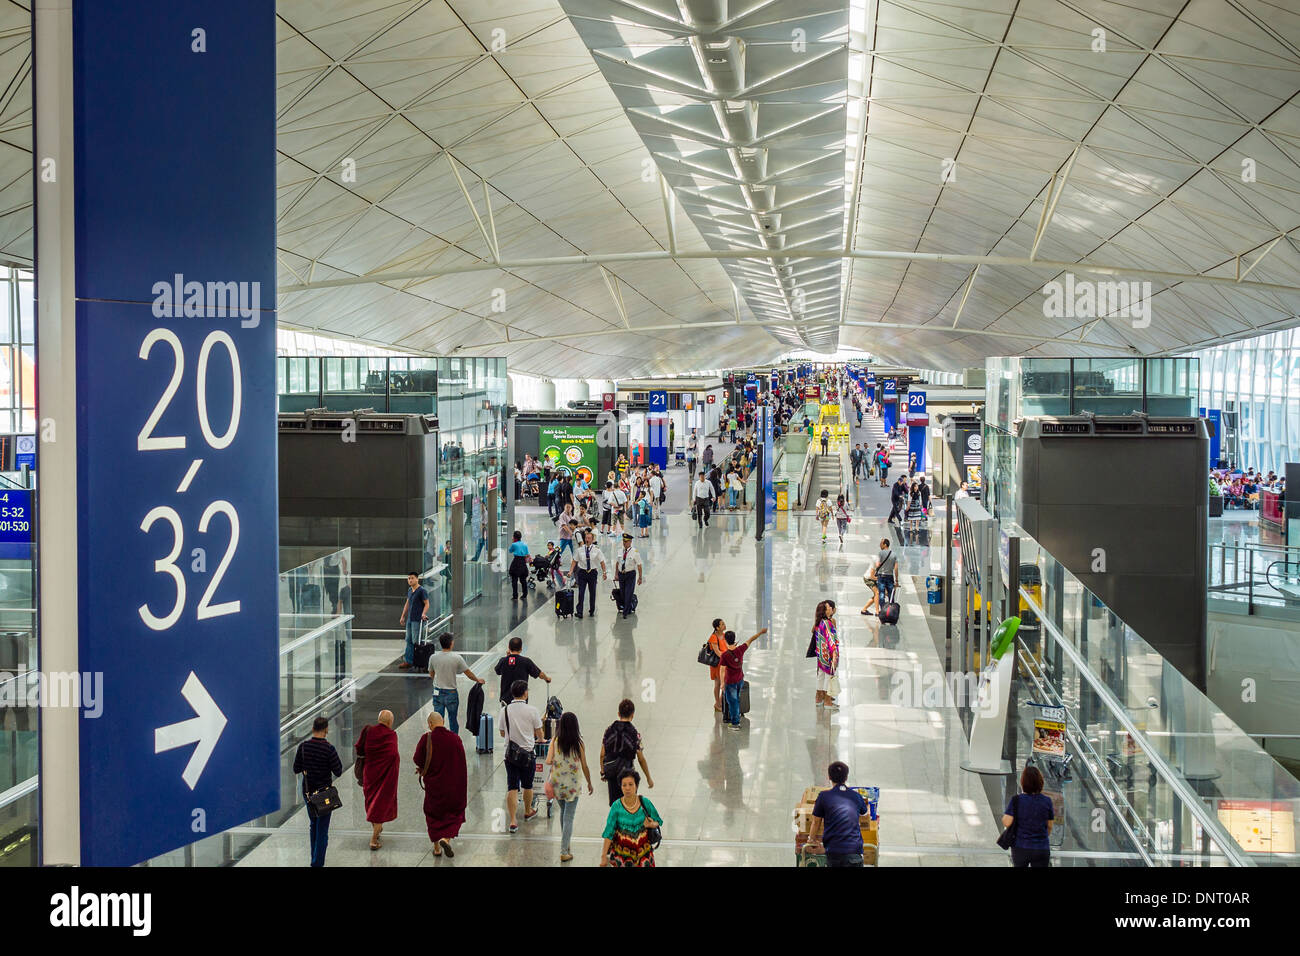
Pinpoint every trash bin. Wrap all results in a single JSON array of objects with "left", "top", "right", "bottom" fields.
[
  {"left": 775, "top": 479, "right": 789, "bottom": 511},
  {"left": 926, "top": 574, "right": 943, "bottom": 605}
]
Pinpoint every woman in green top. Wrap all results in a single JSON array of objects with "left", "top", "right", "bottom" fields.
[{"left": 600, "top": 769, "right": 662, "bottom": 867}]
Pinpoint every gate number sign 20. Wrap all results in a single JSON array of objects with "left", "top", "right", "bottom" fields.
[{"left": 136, "top": 328, "right": 243, "bottom": 632}]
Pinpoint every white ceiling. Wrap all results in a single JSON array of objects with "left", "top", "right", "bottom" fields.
[{"left": 10, "top": 0, "right": 1300, "bottom": 375}]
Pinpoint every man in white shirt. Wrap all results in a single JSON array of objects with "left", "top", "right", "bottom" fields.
[
  {"left": 648, "top": 470, "right": 666, "bottom": 520},
  {"left": 693, "top": 474, "right": 716, "bottom": 528},
  {"left": 498, "top": 680, "right": 545, "bottom": 833},
  {"left": 568, "top": 529, "right": 608, "bottom": 618},
  {"left": 614, "top": 532, "right": 644, "bottom": 619}
]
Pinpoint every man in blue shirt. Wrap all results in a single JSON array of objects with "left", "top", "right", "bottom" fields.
[
  {"left": 547, "top": 476, "right": 560, "bottom": 520},
  {"left": 398, "top": 571, "right": 429, "bottom": 670},
  {"left": 808, "top": 761, "right": 870, "bottom": 867}
]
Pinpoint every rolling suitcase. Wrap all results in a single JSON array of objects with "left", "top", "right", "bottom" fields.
[
  {"left": 738, "top": 680, "right": 751, "bottom": 715},
  {"left": 555, "top": 587, "right": 574, "bottom": 619},
  {"left": 878, "top": 601, "right": 900, "bottom": 625},
  {"left": 411, "top": 620, "right": 435, "bottom": 671},
  {"left": 476, "top": 713, "right": 494, "bottom": 754}
]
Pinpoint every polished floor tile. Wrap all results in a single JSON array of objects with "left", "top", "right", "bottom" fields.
[{"left": 241, "top": 412, "right": 1004, "bottom": 867}]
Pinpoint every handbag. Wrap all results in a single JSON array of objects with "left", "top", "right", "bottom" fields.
[
  {"left": 805, "top": 631, "right": 818, "bottom": 659},
  {"left": 698, "top": 641, "right": 721, "bottom": 667},
  {"left": 996, "top": 795, "right": 1019, "bottom": 850},
  {"left": 306, "top": 785, "right": 342, "bottom": 814},
  {"left": 353, "top": 725, "right": 367, "bottom": 784},
  {"left": 502, "top": 703, "right": 534, "bottom": 770},
  {"left": 416, "top": 731, "right": 435, "bottom": 790}
]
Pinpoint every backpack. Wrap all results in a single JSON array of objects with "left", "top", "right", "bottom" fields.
[
  {"left": 545, "top": 695, "right": 564, "bottom": 721},
  {"left": 816, "top": 499, "right": 831, "bottom": 520},
  {"left": 602, "top": 722, "right": 638, "bottom": 779}
]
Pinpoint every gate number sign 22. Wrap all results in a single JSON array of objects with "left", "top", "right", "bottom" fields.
[{"left": 136, "top": 328, "right": 242, "bottom": 631}]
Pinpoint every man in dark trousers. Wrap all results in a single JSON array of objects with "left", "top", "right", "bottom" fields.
[
  {"left": 293, "top": 715, "right": 344, "bottom": 867},
  {"left": 568, "top": 529, "right": 608, "bottom": 619},
  {"left": 494, "top": 636, "right": 551, "bottom": 702},
  {"left": 613, "top": 532, "right": 644, "bottom": 618},
  {"left": 888, "top": 475, "right": 908, "bottom": 525}
]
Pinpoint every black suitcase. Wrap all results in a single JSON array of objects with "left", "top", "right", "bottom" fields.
[
  {"left": 413, "top": 641, "right": 435, "bottom": 671},
  {"left": 738, "top": 679, "right": 751, "bottom": 714},
  {"left": 879, "top": 601, "right": 900, "bottom": 625},
  {"left": 555, "top": 587, "right": 574, "bottom": 618}
]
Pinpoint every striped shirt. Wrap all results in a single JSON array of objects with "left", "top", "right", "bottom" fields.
[{"left": 293, "top": 736, "right": 342, "bottom": 795}]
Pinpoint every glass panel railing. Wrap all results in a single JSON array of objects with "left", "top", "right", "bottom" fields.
[
  {"left": 1208, "top": 542, "right": 1300, "bottom": 612},
  {"left": 1017, "top": 530, "right": 1300, "bottom": 865},
  {"left": 146, "top": 550, "right": 355, "bottom": 866}
]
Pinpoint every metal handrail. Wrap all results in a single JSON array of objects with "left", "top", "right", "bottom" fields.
[{"left": 1019, "top": 584, "right": 1253, "bottom": 867}]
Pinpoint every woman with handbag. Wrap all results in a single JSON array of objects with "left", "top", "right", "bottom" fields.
[
  {"left": 545, "top": 711, "right": 594, "bottom": 862},
  {"left": 1000, "top": 765, "right": 1054, "bottom": 867},
  {"left": 412, "top": 711, "right": 467, "bottom": 858},
  {"left": 599, "top": 769, "right": 663, "bottom": 868},
  {"left": 812, "top": 600, "right": 840, "bottom": 708}
]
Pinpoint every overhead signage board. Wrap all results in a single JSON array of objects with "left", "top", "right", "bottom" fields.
[
  {"left": 882, "top": 379, "right": 898, "bottom": 402},
  {"left": 66, "top": 0, "right": 279, "bottom": 866},
  {"left": 907, "top": 390, "right": 928, "bottom": 425},
  {"left": 539, "top": 425, "right": 598, "bottom": 485}
]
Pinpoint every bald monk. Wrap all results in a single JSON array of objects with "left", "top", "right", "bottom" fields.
[
  {"left": 413, "top": 711, "right": 468, "bottom": 857},
  {"left": 356, "top": 710, "right": 401, "bottom": 850}
]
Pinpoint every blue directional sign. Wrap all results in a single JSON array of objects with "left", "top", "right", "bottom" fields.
[
  {"left": 0, "top": 489, "right": 32, "bottom": 560},
  {"left": 647, "top": 390, "right": 669, "bottom": 468},
  {"left": 69, "top": 0, "right": 278, "bottom": 866}
]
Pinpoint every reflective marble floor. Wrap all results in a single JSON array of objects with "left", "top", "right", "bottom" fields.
[{"left": 240, "top": 413, "right": 1005, "bottom": 867}]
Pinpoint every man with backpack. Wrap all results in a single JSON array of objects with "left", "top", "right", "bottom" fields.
[{"left": 599, "top": 698, "right": 654, "bottom": 805}]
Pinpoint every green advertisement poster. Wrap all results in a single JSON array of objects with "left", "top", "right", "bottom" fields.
[{"left": 540, "top": 426, "right": 598, "bottom": 484}]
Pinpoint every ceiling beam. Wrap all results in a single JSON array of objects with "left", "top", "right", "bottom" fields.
[
  {"left": 445, "top": 316, "right": 1136, "bottom": 354},
  {"left": 1030, "top": 147, "right": 1079, "bottom": 261},
  {"left": 278, "top": 246, "right": 1300, "bottom": 299}
]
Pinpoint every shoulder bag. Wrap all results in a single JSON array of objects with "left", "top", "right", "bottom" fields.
[
  {"left": 502, "top": 703, "right": 534, "bottom": 771},
  {"left": 416, "top": 731, "right": 435, "bottom": 790},
  {"left": 306, "top": 784, "right": 342, "bottom": 814},
  {"left": 698, "top": 639, "right": 721, "bottom": 667},
  {"left": 353, "top": 725, "right": 368, "bottom": 784},
  {"left": 996, "top": 794, "right": 1019, "bottom": 850}
]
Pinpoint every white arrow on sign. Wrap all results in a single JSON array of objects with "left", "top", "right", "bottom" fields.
[{"left": 154, "top": 671, "right": 228, "bottom": 790}]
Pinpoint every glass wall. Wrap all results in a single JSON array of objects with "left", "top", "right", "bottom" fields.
[
  {"left": 1191, "top": 329, "right": 1300, "bottom": 474},
  {"left": 437, "top": 358, "right": 508, "bottom": 603},
  {"left": 276, "top": 356, "right": 438, "bottom": 416}
]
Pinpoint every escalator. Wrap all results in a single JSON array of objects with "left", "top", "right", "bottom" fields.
[{"left": 804, "top": 451, "right": 843, "bottom": 507}]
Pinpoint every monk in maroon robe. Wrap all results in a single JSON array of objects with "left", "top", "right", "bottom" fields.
[
  {"left": 355, "top": 710, "right": 400, "bottom": 850},
  {"left": 413, "top": 711, "right": 468, "bottom": 857}
]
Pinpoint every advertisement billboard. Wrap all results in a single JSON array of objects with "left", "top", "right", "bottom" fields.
[{"left": 540, "top": 425, "right": 599, "bottom": 484}]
